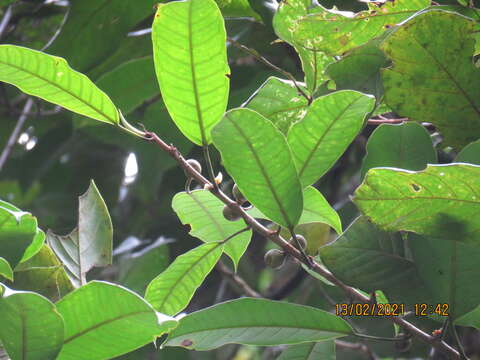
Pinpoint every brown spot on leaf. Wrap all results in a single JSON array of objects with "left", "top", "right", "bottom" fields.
[{"left": 181, "top": 339, "right": 193, "bottom": 347}]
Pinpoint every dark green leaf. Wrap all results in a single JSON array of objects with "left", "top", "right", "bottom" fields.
[
  {"left": 56, "top": 281, "right": 177, "bottom": 360},
  {"left": 145, "top": 242, "right": 223, "bottom": 316},
  {"left": 455, "top": 139, "right": 480, "bottom": 164},
  {"left": 244, "top": 76, "right": 309, "bottom": 134},
  {"left": 212, "top": 108, "right": 303, "bottom": 228},
  {"left": 0, "top": 284, "right": 64, "bottom": 360},
  {"left": 47, "top": 180, "right": 113, "bottom": 286},
  {"left": 381, "top": 10, "right": 480, "bottom": 149},
  {"left": 361, "top": 122, "right": 437, "bottom": 178},
  {"left": 152, "top": 0, "right": 230, "bottom": 145},
  {"left": 288, "top": 90, "right": 375, "bottom": 187},
  {"left": 165, "top": 298, "right": 353, "bottom": 350},
  {"left": 172, "top": 190, "right": 251, "bottom": 268},
  {"left": 0, "top": 45, "right": 119, "bottom": 125},
  {"left": 278, "top": 341, "right": 335, "bottom": 360},
  {"left": 354, "top": 164, "right": 480, "bottom": 243}
]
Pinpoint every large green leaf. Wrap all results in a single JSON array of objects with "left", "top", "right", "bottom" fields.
[
  {"left": 0, "top": 284, "right": 64, "bottom": 360},
  {"left": 0, "top": 201, "right": 37, "bottom": 269},
  {"left": 381, "top": 10, "right": 480, "bottom": 149},
  {"left": 278, "top": 341, "right": 335, "bottom": 360},
  {"left": 0, "top": 45, "right": 119, "bottom": 125},
  {"left": 321, "top": 217, "right": 428, "bottom": 306},
  {"left": 294, "top": 0, "right": 429, "bottom": 55},
  {"left": 455, "top": 139, "right": 480, "bottom": 165},
  {"left": 409, "top": 233, "right": 480, "bottom": 319},
  {"left": 244, "top": 77, "right": 309, "bottom": 134},
  {"left": 212, "top": 108, "right": 303, "bottom": 228},
  {"left": 47, "top": 0, "right": 157, "bottom": 72},
  {"left": 152, "top": 0, "right": 230, "bottom": 145},
  {"left": 165, "top": 298, "right": 353, "bottom": 350},
  {"left": 56, "top": 281, "right": 177, "bottom": 360},
  {"left": 298, "top": 186, "right": 341, "bottom": 234},
  {"left": 354, "top": 164, "right": 480, "bottom": 243},
  {"left": 272, "top": 0, "right": 333, "bottom": 93},
  {"left": 361, "top": 122, "right": 437, "bottom": 178},
  {"left": 11, "top": 245, "right": 74, "bottom": 302},
  {"left": 47, "top": 180, "right": 113, "bottom": 286},
  {"left": 145, "top": 242, "right": 223, "bottom": 316},
  {"left": 288, "top": 90, "right": 375, "bottom": 187},
  {"left": 172, "top": 190, "right": 251, "bottom": 268}
]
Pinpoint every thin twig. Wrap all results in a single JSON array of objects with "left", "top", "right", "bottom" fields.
[
  {"left": 227, "top": 37, "right": 312, "bottom": 104},
  {"left": 0, "top": 5, "right": 13, "bottom": 40},
  {"left": 202, "top": 145, "right": 218, "bottom": 190},
  {"left": 215, "top": 261, "right": 261, "bottom": 298},
  {"left": 142, "top": 129, "right": 461, "bottom": 359},
  {"left": 367, "top": 117, "right": 408, "bottom": 125},
  {"left": 0, "top": 98, "right": 34, "bottom": 172}
]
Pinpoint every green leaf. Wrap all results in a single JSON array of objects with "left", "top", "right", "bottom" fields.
[
  {"left": 288, "top": 90, "right": 375, "bottom": 187},
  {"left": 47, "top": 180, "right": 113, "bottom": 286},
  {"left": 47, "top": 0, "right": 157, "bottom": 72},
  {"left": 212, "top": 108, "right": 303, "bottom": 228},
  {"left": 19, "top": 229, "right": 45, "bottom": 264},
  {"left": 152, "top": 0, "right": 230, "bottom": 145},
  {"left": 273, "top": 0, "right": 333, "bottom": 93},
  {"left": 0, "top": 258, "right": 13, "bottom": 281},
  {"left": 216, "top": 0, "right": 259, "bottom": 18},
  {"left": 0, "top": 45, "right": 119, "bottom": 125},
  {"left": 0, "top": 284, "right": 64, "bottom": 360},
  {"left": 244, "top": 76, "right": 309, "bottom": 134},
  {"left": 165, "top": 298, "right": 353, "bottom": 350},
  {"left": 294, "top": 0, "right": 429, "bottom": 55},
  {"left": 455, "top": 139, "right": 480, "bottom": 164},
  {"left": 361, "top": 122, "right": 437, "bottom": 178},
  {"left": 278, "top": 341, "right": 335, "bottom": 360},
  {"left": 11, "top": 245, "right": 74, "bottom": 302},
  {"left": 56, "top": 281, "right": 177, "bottom": 360},
  {"left": 354, "top": 164, "right": 480, "bottom": 243},
  {"left": 145, "top": 242, "right": 223, "bottom": 316},
  {"left": 381, "top": 10, "right": 480, "bottom": 149},
  {"left": 321, "top": 217, "right": 427, "bottom": 306},
  {"left": 299, "top": 187, "right": 341, "bottom": 234},
  {"left": 0, "top": 201, "right": 37, "bottom": 269},
  {"left": 326, "top": 39, "right": 388, "bottom": 97},
  {"left": 409, "top": 233, "right": 480, "bottom": 319},
  {"left": 456, "top": 305, "right": 480, "bottom": 328},
  {"left": 172, "top": 190, "right": 251, "bottom": 268}
]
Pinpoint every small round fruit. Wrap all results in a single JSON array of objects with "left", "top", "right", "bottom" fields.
[
  {"left": 264, "top": 249, "right": 286, "bottom": 269},
  {"left": 232, "top": 184, "right": 246, "bottom": 204},
  {"left": 290, "top": 235, "right": 307, "bottom": 250},
  {"left": 222, "top": 205, "right": 241, "bottom": 222},
  {"left": 185, "top": 159, "right": 202, "bottom": 176}
]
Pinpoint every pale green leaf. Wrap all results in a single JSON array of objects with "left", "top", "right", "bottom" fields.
[
  {"left": 354, "top": 164, "right": 480, "bottom": 243},
  {"left": 0, "top": 45, "right": 119, "bottom": 125},
  {"left": 172, "top": 190, "right": 251, "bottom": 268},
  {"left": 0, "top": 258, "right": 13, "bottom": 281},
  {"left": 47, "top": 180, "right": 113, "bottom": 286},
  {"left": 381, "top": 10, "right": 480, "bottom": 149},
  {"left": 145, "top": 242, "right": 223, "bottom": 316},
  {"left": 299, "top": 186, "right": 342, "bottom": 234},
  {"left": 165, "top": 298, "right": 353, "bottom": 350},
  {"left": 212, "top": 108, "right": 303, "bottom": 228},
  {"left": 56, "top": 281, "right": 177, "bottom": 360},
  {"left": 361, "top": 122, "right": 437, "bottom": 178},
  {"left": 152, "top": 0, "right": 230, "bottom": 145},
  {"left": 0, "top": 284, "right": 64, "bottom": 360},
  {"left": 278, "top": 341, "right": 335, "bottom": 360},
  {"left": 288, "top": 90, "right": 375, "bottom": 187}
]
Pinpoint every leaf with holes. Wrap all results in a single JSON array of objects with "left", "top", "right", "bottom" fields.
[
  {"left": 354, "top": 164, "right": 480, "bottom": 243},
  {"left": 0, "top": 284, "right": 64, "bottom": 360},
  {"left": 152, "top": 0, "right": 230, "bottom": 145},
  {"left": 0, "top": 45, "right": 119, "bottom": 125},
  {"left": 382, "top": 10, "right": 480, "bottom": 149},
  {"left": 212, "top": 108, "right": 303, "bottom": 228},
  {"left": 294, "top": 0, "right": 429, "bottom": 55},
  {"left": 165, "top": 298, "right": 353, "bottom": 350},
  {"left": 55, "top": 281, "right": 177, "bottom": 360},
  {"left": 244, "top": 77, "right": 309, "bottom": 134},
  {"left": 172, "top": 190, "right": 251, "bottom": 269},
  {"left": 288, "top": 90, "right": 375, "bottom": 187},
  {"left": 145, "top": 242, "right": 223, "bottom": 316},
  {"left": 361, "top": 122, "right": 437, "bottom": 178},
  {"left": 47, "top": 180, "right": 113, "bottom": 287}
]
